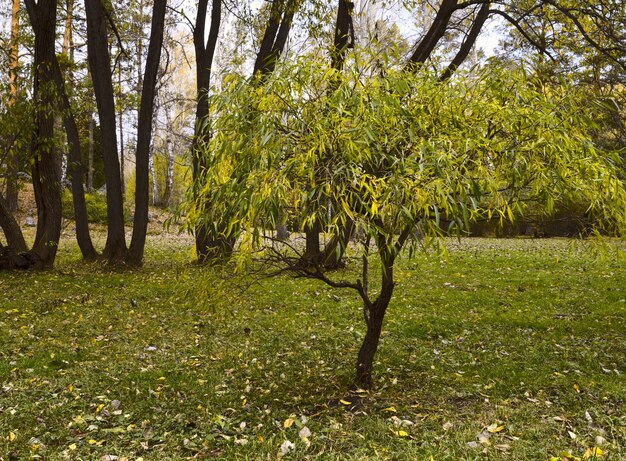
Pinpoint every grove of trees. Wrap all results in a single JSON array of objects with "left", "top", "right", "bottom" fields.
[{"left": 1, "top": 0, "right": 625, "bottom": 385}]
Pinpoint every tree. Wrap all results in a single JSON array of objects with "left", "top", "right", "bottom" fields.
[
  {"left": 191, "top": 0, "right": 300, "bottom": 262},
  {"left": 127, "top": 0, "right": 168, "bottom": 264},
  {"left": 191, "top": 0, "right": 223, "bottom": 261},
  {"left": 5, "top": 0, "right": 21, "bottom": 212},
  {"left": 84, "top": 0, "right": 167, "bottom": 265},
  {"left": 185, "top": 61, "right": 626, "bottom": 388},
  {"left": 84, "top": 0, "right": 127, "bottom": 262}
]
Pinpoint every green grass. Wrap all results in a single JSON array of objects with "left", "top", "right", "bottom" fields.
[{"left": 1, "top": 236, "right": 625, "bottom": 460}]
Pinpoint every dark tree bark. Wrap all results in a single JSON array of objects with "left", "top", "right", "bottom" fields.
[
  {"left": 84, "top": 0, "right": 127, "bottom": 262},
  {"left": 330, "top": 0, "right": 354, "bottom": 71},
  {"left": 310, "top": 0, "right": 355, "bottom": 268},
  {"left": 253, "top": 0, "right": 285, "bottom": 77},
  {"left": 5, "top": 0, "right": 21, "bottom": 213},
  {"left": 253, "top": 0, "right": 298, "bottom": 78},
  {"left": 192, "top": 0, "right": 223, "bottom": 262},
  {"left": 0, "top": 194, "right": 30, "bottom": 270},
  {"left": 405, "top": 0, "right": 459, "bottom": 70},
  {"left": 127, "top": 0, "right": 168, "bottom": 266},
  {"left": 355, "top": 258, "right": 394, "bottom": 388},
  {"left": 87, "top": 113, "right": 94, "bottom": 192},
  {"left": 439, "top": 3, "right": 490, "bottom": 81},
  {"left": 25, "top": 0, "right": 63, "bottom": 269},
  {"left": 0, "top": 193, "right": 27, "bottom": 255},
  {"left": 50, "top": 57, "right": 98, "bottom": 260}
]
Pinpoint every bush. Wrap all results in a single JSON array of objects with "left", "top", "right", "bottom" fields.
[{"left": 62, "top": 189, "right": 110, "bottom": 224}]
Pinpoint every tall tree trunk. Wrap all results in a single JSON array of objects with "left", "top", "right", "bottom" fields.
[
  {"left": 253, "top": 0, "right": 297, "bottom": 78},
  {"left": 87, "top": 113, "right": 94, "bottom": 192},
  {"left": 118, "top": 67, "right": 125, "bottom": 204},
  {"left": 193, "top": 0, "right": 222, "bottom": 262},
  {"left": 5, "top": 0, "right": 21, "bottom": 213},
  {"left": 127, "top": 0, "right": 167, "bottom": 265},
  {"left": 24, "top": 0, "right": 63, "bottom": 269},
  {"left": 85, "top": 0, "right": 127, "bottom": 262},
  {"left": 149, "top": 154, "right": 158, "bottom": 205},
  {"left": 161, "top": 108, "right": 174, "bottom": 207},
  {"left": 405, "top": 0, "right": 459, "bottom": 69},
  {"left": 63, "top": 0, "right": 74, "bottom": 60},
  {"left": 309, "top": 0, "right": 354, "bottom": 267},
  {"left": 439, "top": 3, "right": 490, "bottom": 81},
  {"left": 50, "top": 56, "right": 98, "bottom": 260}
]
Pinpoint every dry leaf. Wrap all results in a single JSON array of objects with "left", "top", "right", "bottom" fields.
[
  {"left": 487, "top": 423, "right": 504, "bottom": 433},
  {"left": 583, "top": 447, "right": 603, "bottom": 459}
]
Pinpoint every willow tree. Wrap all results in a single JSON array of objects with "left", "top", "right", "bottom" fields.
[
  {"left": 184, "top": 61, "right": 626, "bottom": 388},
  {"left": 192, "top": 0, "right": 300, "bottom": 262}
]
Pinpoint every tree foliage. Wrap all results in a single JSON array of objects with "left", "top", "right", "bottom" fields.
[{"left": 183, "top": 59, "right": 626, "bottom": 384}]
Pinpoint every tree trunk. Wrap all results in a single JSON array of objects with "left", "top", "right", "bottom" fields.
[
  {"left": 307, "top": 0, "right": 354, "bottom": 266},
  {"left": 405, "top": 0, "right": 458, "bottom": 69},
  {"left": 118, "top": 67, "right": 125, "bottom": 204},
  {"left": 50, "top": 57, "right": 98, "bottom": 260},
  {"left": 87, "top": 114, "right": 94, "bottom": 192},
  {"left": 354, "top": 251, "right": 395, "bottom": 388},
  {"left": 0, "top": 193, "right": 30, "bottom": 270},
  {"left": 439, "top": 3, "right": 490, "bottom": 81},
  {"left": 25, "top": 0, "right": 63, "bottom": 269},
  {"left": 161, "top": 137, "right": 174, "bottom": 207},
  {"left": 149, "top": 154, "right": 158, "bottom": 205},
  {"left": 303, "top": 220, "right": 322, "bottom": 264},
  {"left": 85, "top": 0, "right": 127, "bottom": 262},
  {"left": 0, "top": 193, "right": 27, "bottom": 254},
  {"left": 253, "top": 0, "right": 297, "bottom": 78},
  {"left": 5, "top": 0, "right": 21, "bottom": 213},
  {"left": 193, "top": 0, "right": 222, "bottom": 262},
  {"left": 127, "top": 0, "right": 167, "bottom": 265},
  {"left": 322, "top": 217, "right": 354, "bottom": 268}
]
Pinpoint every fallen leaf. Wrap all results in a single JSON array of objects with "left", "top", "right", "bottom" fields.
[
  {"left": 583, "top": 447, "right": 603, "bottom": 459},
  {"left": 442, "top": 421, "right": 453, "bottom": 431},
  {"left": 299, "top": 426, "right": 311, "bottom": 439},
  {"left": 573, "top": 383, "right": 581, "bottom": 393},
  {"left": 477, "top": 431, "right": 491, "bottom": 445},
  {"left": 487, "top": 423, "right": 505, "bottom": 433},
  {"left": 279, "top": 440, "right": 295, "bottom": 456},
  {"left": 558, "top": 451, "right": 581, "bottom": 461},
  {"left": 283, "top": 418, "right": 295, "bottom": 429}
]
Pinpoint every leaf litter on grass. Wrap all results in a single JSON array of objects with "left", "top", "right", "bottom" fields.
[{"left": 0, "top": 237, "right": 625, "bottom": 459}]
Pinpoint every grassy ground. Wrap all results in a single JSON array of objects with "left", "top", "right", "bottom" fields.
[{"left": 0, "top": 236, "right": 625, "bottom": 460}]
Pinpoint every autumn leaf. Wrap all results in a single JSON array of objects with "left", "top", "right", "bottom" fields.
[
  {"left": 487, "top": 423, "right": 505, "bottom": 433},
  {"left": 583, "top": 447, "right": 604, "bottom": 459}
]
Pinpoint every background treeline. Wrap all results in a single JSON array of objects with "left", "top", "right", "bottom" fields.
[{"left": 0, "top": 0, "right": 625, "bottom": 270}]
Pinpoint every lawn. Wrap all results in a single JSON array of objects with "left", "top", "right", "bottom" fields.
[{"left": 0, "top": 236, "right": 625, "bottom": 460}]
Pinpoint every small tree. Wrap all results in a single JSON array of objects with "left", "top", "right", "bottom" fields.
[{"left": 184, "top": 61, "right": 626, "bottom": 388}]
